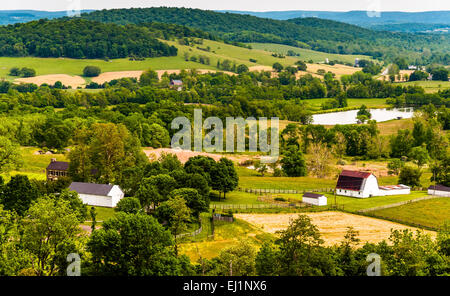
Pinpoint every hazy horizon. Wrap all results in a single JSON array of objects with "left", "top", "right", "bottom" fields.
[{"left": 1, "top": 0, "right": 449, "bottom": 13}]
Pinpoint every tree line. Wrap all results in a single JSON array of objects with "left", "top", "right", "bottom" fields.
[{"left": 0, "top": 18, "right": 178, "bottom": 59}]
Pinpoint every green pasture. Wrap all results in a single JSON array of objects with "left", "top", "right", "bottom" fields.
[
  {"left": 397, "top": 81, "right": 450, "bottom": 93},
  {"left": 249, "top": 43, "right": 375, "bottom": 64},
  {"left": 369, "top": 197, "right": 450, "bottom": 229}
]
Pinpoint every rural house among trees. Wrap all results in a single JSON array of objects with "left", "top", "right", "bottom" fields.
[
  {"left": 336, "top": 170, "right": 410, "bottom": 198},
  {"left": 46, "top": 159, "right": 69, "bottom": 181},
  {"left": 69, "top": 182, "right": 125, "bottom": 208}
]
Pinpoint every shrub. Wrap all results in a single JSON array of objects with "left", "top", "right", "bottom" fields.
[
  {"left": 83, "top": 66, "right": 101, "bottom": 77},
  {"left": 20, "top": 67, "right": 36, "bottom": 77},
  {"left": 9, "top": 67, "right": 21, "bottom": 76}
]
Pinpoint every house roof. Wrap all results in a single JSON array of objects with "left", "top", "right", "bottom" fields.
[
  {"left": 303, "top": 192, "right": 325, "bottom": 199},
  {"left": 336, "top": 170, "right": 372, "bottom": 191},
  {"left": 69, "top": 182, "right": 116, "bottom": 196},
  {"left": 428, "top": 185, "right": 450, "bottom": 192},
  {"left": 340, "top": 170, "right": 372, "bottom": 179},
  {"left": 46, "top": 161, "right": 69, "bottom": 171},
  {"left": 170, "top": 80, "right": 183, "bottom": 85},
  {"left": 379, "top": 184, "right": 410, "bottom": 190}
]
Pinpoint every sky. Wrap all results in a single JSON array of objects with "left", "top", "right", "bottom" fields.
[{"left": 2, "top": 0, "right": 450, "bottom": 12}]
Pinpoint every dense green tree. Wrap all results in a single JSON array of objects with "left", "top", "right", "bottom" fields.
[
  {"left": 236, "top": 64, "right": 249, "bottom": 74},
  {"left": 139, "top": 69, "right": 159, "bottom": 86},
  {"left": 0, "top": 137, "right": 22, "bottom": 174},
  {"left": 22, "top": 196, "right": 82, "bottom": 276},
  {"left": 274, "top": 215, "right": 338, "bottom": 276},
  {"left": 272, "top": 62, "right": 284, "bottom": 72},
  {"left": 156, "top": 196, "right": 191, "bottom": 254},
  {"left": 430, "top": 155, "right": 450, "bottom": 187},
  {"left": 281, "top": 146, "right": 307, "bottom": 177},
  {"left": 0, "top": 209, "right": 31, "bottom": 276},
  {"left": 1, "top": 175, "right": 39, "bottom": 216},
  {"left": 170, "top": 188, "right": 208, "bottom": 218},
  {"left": 115, "top": 197, "right": 142, "bottom": 214},
  {"left": 390, "top": 129, "right": 414, "bottom": 158},
  {"left": 409, "top": 145, "right": 429, "bottom": 168},
  {"left": 399, "top": 166, "right": 422, "bottom": 187},
  {"left": 87, "top": 212, "right": 192, "bottom": 276},
  {"left": 210, "top": 158, "right": 238, "bottom": 199}
]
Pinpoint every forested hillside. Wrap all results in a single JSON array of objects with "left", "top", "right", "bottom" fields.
[
  {"left": 81, "top": 7, "right": 450, "bottom": 64},
  {"left": 0, "top": 18, "right": 180, "bottom": 59}
]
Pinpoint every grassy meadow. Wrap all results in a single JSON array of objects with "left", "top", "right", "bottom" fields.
[
  {"left": 179, "top": 212, "right": 274, "bottom": 261},
  {"left": 397, "top": 81, "right": 450, "bottom": 93},
  {"left": 249, "top": 43, "right": 374, "bottom": 64},
  {"left": 0, "top": 39, "right": 300, "bottom": 81}
]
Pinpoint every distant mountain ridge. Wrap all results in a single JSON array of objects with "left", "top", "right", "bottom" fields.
[
  {"left": 0, "top": 10, "right": 94, "bottom": 25},
  {"left": 217, "top": 10, "right": 450, "bottom": 27}
]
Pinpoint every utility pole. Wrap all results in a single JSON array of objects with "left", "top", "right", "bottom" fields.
[
  {"left": 334, "top": 188, "right": 337, "bottom": 209},
  {"left": 229, "top": 260, "right": 233, "bottom": 276}
]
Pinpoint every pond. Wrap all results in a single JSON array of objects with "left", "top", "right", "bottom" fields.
[{"left": 312, "top": 108, "right": 414, "bottom": 125}]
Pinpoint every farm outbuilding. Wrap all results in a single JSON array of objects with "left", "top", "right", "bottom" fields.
[
  {"left": 428, "top": 185, "right": 450, "bottom": 197},
  {"left": 302, "top": 192, "right": 327, "bottom": 206},
  {"left": 69, "top": 182, "right": 124, "bottom": 208},
  {"left": 336, "top": 170, "right": 410, "bottom": 198}
]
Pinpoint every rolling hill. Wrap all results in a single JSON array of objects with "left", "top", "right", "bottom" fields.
[
  {"left": 81, "top": 7, "right": 450, "bottom": 64},
  {"left": 218, "top": 10, "right": 450, "bottom": 26},
  {"left": 0, "top": 10, "right": 94, "bottom": 25}
]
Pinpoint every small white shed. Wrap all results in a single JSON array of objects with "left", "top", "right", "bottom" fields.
[
  {"left": 69, "top": 182, "right": 124, "bottom": 208},
  {"left": 302, "top": 192, "right": 327, "bottom": 206},
  {"left": 428, "top": 185, "right": 450, "bottom": 197}
]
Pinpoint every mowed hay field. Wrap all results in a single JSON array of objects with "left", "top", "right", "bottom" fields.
[
  {"left": 235, "top": 212, "right": 436, "bottom": 246},
  {"left": 15, "top": 74, "right": 86, "bottom": 89},
  {"left": 305, "top": 63, "right": 362, "bottom": 78},
  {"left": 369, "top": 198, "right": 450, "bottom": 229}
]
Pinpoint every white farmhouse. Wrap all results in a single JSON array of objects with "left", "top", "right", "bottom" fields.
[
  {"left": 428, "top": 185, "right": 450, "bottom": 197},
  {"left": 69, "top": 182, "right": 124, "bottom": 208},
  {"left": 302, "top": 193, "right": 327, "bottom": 206},
  {"left": 336, "top": 170, "right": 410, "bottom": 198}
]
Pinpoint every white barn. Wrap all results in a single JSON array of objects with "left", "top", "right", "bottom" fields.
[
  {"left": 69, "top": 182, "right": 124, "bottom": 208},
  {"left": 428, "top": 185, "right": 450, "bottom": 197},
  {"left": 336, "top": 170, "right": 410, "bottom": 198},
  {"left": 302, "top": 192, "right": 327, "bottom": 206}
]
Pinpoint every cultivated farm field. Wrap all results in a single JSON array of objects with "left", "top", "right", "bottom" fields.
[{"left": 235, "top": 211, "right": 436, "bottom": 246}]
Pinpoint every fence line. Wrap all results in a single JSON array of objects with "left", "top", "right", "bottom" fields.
[
  {"left": 237, "top": 187, "right": 335, "bottom": 194},
  {"left": 210, "top": 203, "right": 301, "bottom": 210},
  {"left": 176, "top": 220, "right": 203, "bottom": 238},
  {"left": 238, "top": 187, "right": 426, "bottom": 195}
]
